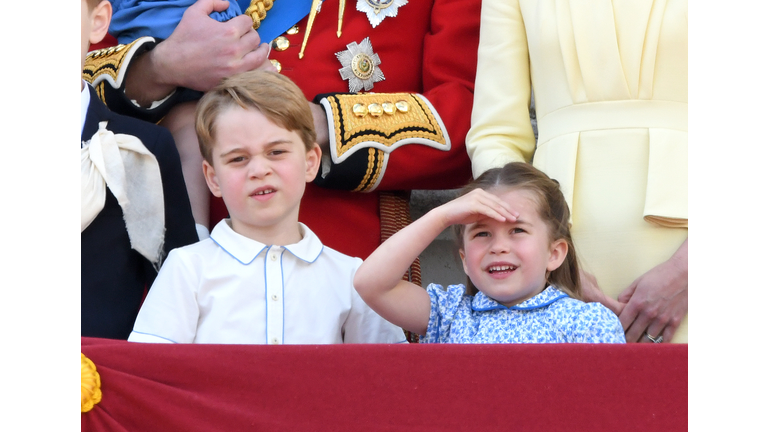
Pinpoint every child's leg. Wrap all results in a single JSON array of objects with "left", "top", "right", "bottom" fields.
[{"left": 160, "top": 101, "right": 210, "bottom": 235}]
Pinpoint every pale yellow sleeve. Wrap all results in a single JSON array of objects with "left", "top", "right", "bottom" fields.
[{"left": 466, "top": 0, "right": 536, "bottom": 178}]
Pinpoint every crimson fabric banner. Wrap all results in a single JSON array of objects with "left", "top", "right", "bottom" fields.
[{"left": 81, "top": 337, "right": 686, "bottom": 431}]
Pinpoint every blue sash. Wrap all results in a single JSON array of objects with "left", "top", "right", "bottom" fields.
[{"left": 109, "top": 0, "right": 315, "bottom": 45}]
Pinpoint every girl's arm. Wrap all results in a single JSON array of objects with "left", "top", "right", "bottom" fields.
[{"left": 353, "top": 189, "right": 517, "bottom": 335}]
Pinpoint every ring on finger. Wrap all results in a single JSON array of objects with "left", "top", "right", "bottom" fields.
[{"left": 645, "top": 333, "right": 663, "bottom": 343}]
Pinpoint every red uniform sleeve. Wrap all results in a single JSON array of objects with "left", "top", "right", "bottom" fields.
[{"left": 306, "top": 0, "right": 481, "bottom": 192}]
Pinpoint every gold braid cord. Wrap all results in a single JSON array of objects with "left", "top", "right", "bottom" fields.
[
  {"left": 322, "top": 93, "right": 449, "bottom": 192},
  {"left": 245, "top": 0, "right": 274, "bottom": 30},
  {"left": 81, "top": 353, "right": 102, "bottom": 413},
  {"left": 379, "top": 191, "right": 422, "bottom": 343}
]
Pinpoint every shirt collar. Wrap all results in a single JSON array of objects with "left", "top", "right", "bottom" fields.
[
  {"left": 471, "top": 285, "right": 570, "bottom": 312},
  {"left": 209, "top": 219, "right": 324, "bottom": 265},
  {"left": 81, "top": 80, "right": 91, "bottom": 138}
]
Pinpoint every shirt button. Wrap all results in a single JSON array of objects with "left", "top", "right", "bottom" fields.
[
  {"left": 270, "top": 338, "right": 279, "bottom": 345},
  {"left": 270, "top": 254, "right": 277, "bottom": 261},
  {"left": 271, "top": 294, "right": 279, "bottom": 301}
]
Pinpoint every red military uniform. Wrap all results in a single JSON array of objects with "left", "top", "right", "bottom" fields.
[{"left": 84, "top": 0, "right": 480, "bottom": 260}]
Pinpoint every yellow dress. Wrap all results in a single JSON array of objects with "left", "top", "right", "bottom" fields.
[{"left": 466, "top": 0, "right": 688, "bottom": 341}]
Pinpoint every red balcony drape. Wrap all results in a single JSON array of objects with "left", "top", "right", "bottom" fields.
[{"left": 81, "top": 337, "right": 686, "bottom": 431}]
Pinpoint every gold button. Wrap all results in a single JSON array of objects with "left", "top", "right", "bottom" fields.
[
  {"left": 395, "top": 101, "right": 409, "bottom": 113},
  {"left": 270, "top": 59, "right": 282, "bottom": 73},
  {"left": 271, "top": 294, "right": 279, "bottom": 301},
  {"left": 273, "top": 36, "right": 290, "bottom": 51},
  {"left": 286, "top": 25, "right": 300, "bottom": 35},
  {"left": 382, "top": 102, "right": 396, "bottom": 115},
  {"left": 368, "top": 103, "right": 383, "bottom": 117},
  {"left": 352, "top": 103, "right": 368, "bottom": 117}
]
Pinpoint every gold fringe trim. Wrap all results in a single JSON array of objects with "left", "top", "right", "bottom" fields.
[{"left": 81, "top": 353, "right": 102, "bottom": 413}]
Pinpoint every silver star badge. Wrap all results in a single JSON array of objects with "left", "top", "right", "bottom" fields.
[
  {"left": 356, "top": 0, "right": 408, "bottom": 28},
  {"left": 336, "top": 38, "right": 385, "bottom": 93}
]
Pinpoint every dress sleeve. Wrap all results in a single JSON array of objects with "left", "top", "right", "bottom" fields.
[
  {"left": 313, "top": 0, "right": 483, "bottom": 192},
  {"left": 128, "top": 248, "right": 201, "bottom": 343},
  {"left": 342, "top": 258, "right": 408, "bottom": 344},
  {"left": 421, "top": 284, "right": 466, "bottom": 343},
  {"left": 465, "top": 0, "right": 536, "bottom": 178},
  {"left": 565, "top": 303, "right": 626, "bottom": 344}
]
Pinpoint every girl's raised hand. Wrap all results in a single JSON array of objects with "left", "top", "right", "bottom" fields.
[{"left": 437, "top": 188, "right": 518, "bottom": 228}]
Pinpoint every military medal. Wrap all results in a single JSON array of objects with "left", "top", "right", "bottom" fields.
[
  {"left": 356, "top": 0, "right": 408, "bottom": 28},
  {"left": 336, "top": 38, "right": 385, "bottom": 92}
]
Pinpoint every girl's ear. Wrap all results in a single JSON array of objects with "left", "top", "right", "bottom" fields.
[
  {"left": 202, "top": 160, "right": 223, "bottom": 198},
  {"left": 546, "top": 239, "right": 568, "bottom": 272}
]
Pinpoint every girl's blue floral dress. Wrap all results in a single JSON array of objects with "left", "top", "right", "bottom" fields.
[{"left": 421, "top": 285, "right": 625, "bottom": 343}]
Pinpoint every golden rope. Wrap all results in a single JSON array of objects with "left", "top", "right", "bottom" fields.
[{"left": 245, "top": 0, "right": 275, "bottom": 30}]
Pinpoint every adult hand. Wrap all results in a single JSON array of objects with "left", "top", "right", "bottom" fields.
[
  {"left": 309, "top": 103, "right": 330, "bottom": 154},
  {"left": 578, "top": 269, "right": 625, "bottom": 316},
  {"left": 125, "top": 0, "right": 273, "bottom": 106},
  {"left": 618, "top": 239, "right": 688, "bottom": 343}
]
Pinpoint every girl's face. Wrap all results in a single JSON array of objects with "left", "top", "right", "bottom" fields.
[{"left": 459, "top": 188, "right": 567, "bottom": 307}]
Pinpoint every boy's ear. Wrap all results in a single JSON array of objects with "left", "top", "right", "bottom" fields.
[
  {"left": 304, "top": 143, "right": 322, "bottom": 182},
  {"left": 202, "top": 160, "right": 223, "bottom": 198},
  {"left": 89, "top": 0, "right": 112, "bottom": 45},
  {"left": 546, "top": 239, "right": 568, "bottom": 272}
]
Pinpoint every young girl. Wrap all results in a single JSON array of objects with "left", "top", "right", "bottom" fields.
[{"left": 354, "top": 162, "right": 625, "bottom": 343}]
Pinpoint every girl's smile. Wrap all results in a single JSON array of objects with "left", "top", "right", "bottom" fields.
[{"left": 485, "top": 262, "right": 519, "bottom": 278}]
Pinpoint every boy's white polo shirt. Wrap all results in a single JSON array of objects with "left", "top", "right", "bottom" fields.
[{"left": 129, "top": 220, "right": 406, "bottom": 344}]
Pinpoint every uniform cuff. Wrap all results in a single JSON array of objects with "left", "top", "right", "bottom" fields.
[
  {"left": 314, "top": 92, "right": 450, "bottom": 192},
  {"left": 83, "top": 36, "right": 198, "bottom": 123}
]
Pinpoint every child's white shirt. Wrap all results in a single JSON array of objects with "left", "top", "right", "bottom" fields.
[{"left": 129, "top": 220, "right": 406, "bottom": 344}]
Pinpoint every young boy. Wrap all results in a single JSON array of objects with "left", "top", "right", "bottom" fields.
[
  {"left": 81, "top": 0, "right": 199, "bottom": 339},
  {"left": 128, "top": 70, "right": 406, "bottom": 344}
]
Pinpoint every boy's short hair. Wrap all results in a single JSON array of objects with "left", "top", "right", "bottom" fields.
[{"left": 195, "top": 70, "right": 317, "bottom": 163}]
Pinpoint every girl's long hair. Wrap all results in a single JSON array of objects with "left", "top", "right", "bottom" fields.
[{"left": 453, "top": 162, "right": 582, "bottom": 300}]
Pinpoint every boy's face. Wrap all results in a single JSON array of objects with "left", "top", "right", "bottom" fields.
[{"left": 203, "top": 106, "right": 321, "bottom": 244}]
